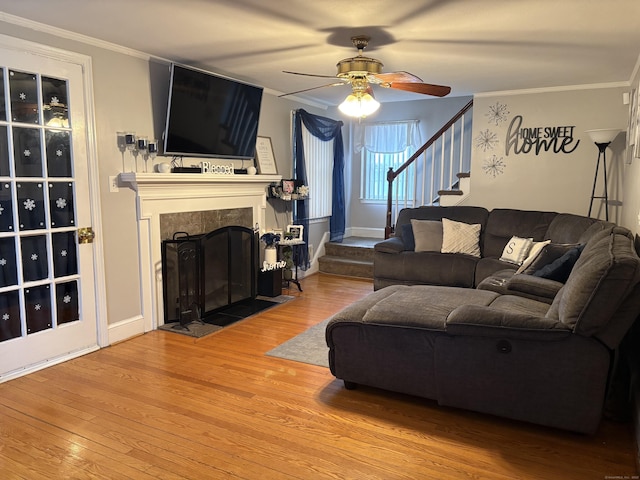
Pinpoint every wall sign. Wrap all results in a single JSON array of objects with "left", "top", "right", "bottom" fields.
[
  {"left": 475, "top": 101, "right": 583, "bottom": 180},
  {"left": 505, "top": 115, "right": 580, "bottom": 156}
]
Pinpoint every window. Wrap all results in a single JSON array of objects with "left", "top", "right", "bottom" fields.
[
  {"left": 300, "top": 124, "right": 333, "bottom": 220},
  {"left": 361, "top": 147, "right": 415, "bottom": 202},
  {"left": 356, "top": 120, "right": 421, "bottom": 203}
]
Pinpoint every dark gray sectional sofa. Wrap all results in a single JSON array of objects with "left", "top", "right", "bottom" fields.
[{"left": 326, "top": 206, "right": 640, "bottom": 434}]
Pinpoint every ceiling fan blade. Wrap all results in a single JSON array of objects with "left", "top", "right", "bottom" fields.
[
  {"left": 373, "top": 71, "right": 424, "bottom": 83},
  {"left": 283, "top": 70, "right": 339, "bottom": 79},
  {"left": 278, "top": 82, "right": 346, "bottom": 98},
  {"left": 387, "top": 82, "right": 451, "bottom": 97}
]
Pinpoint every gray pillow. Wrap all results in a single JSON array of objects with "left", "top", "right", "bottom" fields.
[{"left": 410, "top": 219, "right": 443, "bottom": 252}]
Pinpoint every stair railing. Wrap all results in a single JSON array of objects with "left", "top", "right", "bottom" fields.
[{"left": 385, "top": 99, "right": 474, "bottom": 238}]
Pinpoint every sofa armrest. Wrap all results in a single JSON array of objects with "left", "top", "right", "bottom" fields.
[
  {"left": 445, "top": 304, "right": 571, "bottom": 340},
  {"left": 374, "top": 236, "right": 405, "bottom": 253},
  {"left": 506, "top": 274, "right": 563, "bottom": 300}
]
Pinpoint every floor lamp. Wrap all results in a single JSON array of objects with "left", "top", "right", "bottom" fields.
[{"left": 586, "top": 128, "right": 620, "bottom": 221}]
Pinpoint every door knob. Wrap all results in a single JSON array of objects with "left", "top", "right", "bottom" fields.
[{"left": 78, "top": 227, "right": 95, "bottom": 244}]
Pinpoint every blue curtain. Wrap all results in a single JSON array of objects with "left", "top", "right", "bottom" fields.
[{"left": 293, "top": 109, "right": 345, "bottom": 268}]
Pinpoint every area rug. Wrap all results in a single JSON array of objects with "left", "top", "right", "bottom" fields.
[
  {"left": 159, "top": 294, "right": 295, "bottom": 338},
  {"left": 265, "top": 318, "right": 330, "bottom": 367}
]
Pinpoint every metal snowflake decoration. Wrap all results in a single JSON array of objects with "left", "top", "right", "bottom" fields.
[
  {"left": 485, "top": 102, "right": 510, "bottom": 126},
  {"left": 482, "top": 155, "right": 506, "bottom": 178},
  {"left": 63, "top": 294, "right": 72, "bottom": 304},
  {"left": 56, "top": 197, "right": 67, "bottom": 209},
  {"left": 475, "top": 129, "right": 499, "bottom": 151}
]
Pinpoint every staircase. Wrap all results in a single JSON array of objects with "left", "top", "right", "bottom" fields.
[
  {"left": 318, "top": 237, "right": 376, "bottom": 279},
  {"left": 385, "top": 99, "right": 474, "bottom": 237}
]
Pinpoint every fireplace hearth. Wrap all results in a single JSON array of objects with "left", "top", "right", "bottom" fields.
[{"left": 161, "top": 225, "right": 259, "bottom": 328}]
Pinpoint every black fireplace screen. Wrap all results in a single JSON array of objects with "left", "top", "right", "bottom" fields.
[{"left": 161, "top": 225, "right": 258, "bottom": 325}]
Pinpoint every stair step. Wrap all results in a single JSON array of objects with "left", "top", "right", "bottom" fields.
[
  {"left": 438, "top": 189, "right": 464, "bottom": 196},
  {"left": 318, "top": 255, "right": 373, "bottom": 279},
  {"left": 324, "top": 242, "right": 375, "bottom": 261}
]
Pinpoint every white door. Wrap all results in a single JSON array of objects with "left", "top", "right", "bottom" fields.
[{"left": 0, "top": 39, "right": 99, "bottom": 379}]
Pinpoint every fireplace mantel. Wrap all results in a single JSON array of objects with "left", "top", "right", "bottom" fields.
[
  {"left": 119, "top": 172, "right": 281, "bottom": 199},
  {"left": 119, "top": 172, "right": 281, "bottom": 335}
]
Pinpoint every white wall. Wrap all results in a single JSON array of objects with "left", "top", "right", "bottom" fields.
[
  {"left": 469, "top": 87, "right": 629, "bottom": 222},
  {"left": 0, "top": 19, "right": 325, "bottom": 333},
  {"left": 620, "top": 62, "right": 640, "bottom": 235}
]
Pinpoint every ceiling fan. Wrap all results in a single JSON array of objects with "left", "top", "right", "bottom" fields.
[{"left": 281, "top": 35, "right": 451, "bottom": 116}]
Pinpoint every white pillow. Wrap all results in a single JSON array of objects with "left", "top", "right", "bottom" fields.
[
  {"left": 516, "top": 240, "right": 551, "bottom": 274},
  {"left": 441, "top": 218, "right": 481, "bottom": 257},
  {"left": 500, "top": 236, "right": 534, "bottom": 265}
]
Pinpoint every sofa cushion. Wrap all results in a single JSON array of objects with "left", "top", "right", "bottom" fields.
[
  {"left": 499, "top": 236, "right": 534, "bottom": 265},
  {"left": 400, "top": 223, "right": 415, "bottom": 250},
  {"left": 547, "top": 229, "right": 640, "bottom": 336},
  {"left": 544, "top": 213, "right": 612, "bottom": 244},
  {"left": 441, "top": 218, "right": 481, "bottom": 257},
  {"left": 515, "top": 240, "right": 551, "bottom": 273},
  {"left": 394, "top": 206, "right": 489, "bottom": 244},
  {"left": 346, "top": 285, "right": 499, "bottom": 330},
  {"left": 483, "top": 209, "right": 557, "bottom": 259},
  {"left": 410, "top": 219, "right": 443, "bottom": 252},
  {"left": 374, "top": 250, "right": 478, "bottom": 288},
  {"left": 521, "top": 242, "right": 581, "bottom": 275},
  {"left": 532, "top": 244, "right": 585, "bottom": 282}
]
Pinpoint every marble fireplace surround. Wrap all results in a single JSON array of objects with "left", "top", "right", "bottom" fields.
[{"left": 119, "top": 172, "right": 281, "bottom": 333}]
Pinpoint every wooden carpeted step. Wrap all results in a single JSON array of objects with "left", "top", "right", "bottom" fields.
[{"left": 318, "top": 237, "right": 376, "bottom": 279}]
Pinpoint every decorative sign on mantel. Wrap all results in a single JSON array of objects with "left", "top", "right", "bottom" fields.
[{"left": 200, "top": 162, "right": 235, "bottom": 174}]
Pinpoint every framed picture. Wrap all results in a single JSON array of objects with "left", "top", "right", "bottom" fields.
[
  {"left": 255, "top": 136, "right": 278, "bottom": 174},
  {"left": 286, "top": 224, "right": 304, "bottom": 242},
  {"left": 282, "top": 179, "right": 295, "bottom": 194}
]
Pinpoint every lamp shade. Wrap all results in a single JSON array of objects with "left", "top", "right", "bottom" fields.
[
  {"left": 338, "top": 92, "right": 380, "bottom": 118},
  {"left": 585, "top": 128, "right": 621, "bottom": 144}
]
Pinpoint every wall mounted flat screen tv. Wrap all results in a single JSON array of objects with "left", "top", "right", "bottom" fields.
[{"left": 163, "top": 63, "right": 263, "bottom": 160}]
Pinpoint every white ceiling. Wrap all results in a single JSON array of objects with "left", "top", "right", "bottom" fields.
[{"left": 0, "top": 0, "right": 639, "bottom": 106}]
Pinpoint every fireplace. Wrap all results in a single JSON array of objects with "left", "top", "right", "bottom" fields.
[
  {"left": 118, "top": 172, "right": 281, "bottom": 341},
  {"left": 161, "top": 226, "right": 258, "bottom": 327}
]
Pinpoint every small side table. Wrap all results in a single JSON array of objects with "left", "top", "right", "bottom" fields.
[{"left": 277, "top": 241, "right": 305, "bottom": 292}]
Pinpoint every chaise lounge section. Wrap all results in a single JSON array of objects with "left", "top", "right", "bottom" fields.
[{"left": 327, "top": 208, "right": 640, "bottom": 434}]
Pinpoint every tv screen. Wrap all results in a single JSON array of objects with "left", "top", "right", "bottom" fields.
[{"left": 163, "top": 64, "right": 263, "bottom": 160}]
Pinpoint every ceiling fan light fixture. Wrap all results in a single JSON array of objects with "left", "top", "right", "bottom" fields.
[{"left": 338, "top": 91, "right": 380, "bottom": 118}]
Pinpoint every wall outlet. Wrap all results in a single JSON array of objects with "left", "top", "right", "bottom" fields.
[{"left": 108, "top": 175, "right": 119, "bottom": 193}]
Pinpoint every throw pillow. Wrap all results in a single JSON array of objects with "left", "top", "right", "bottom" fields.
[
  {"left": 410, "top": 219, "right": 443, "bottom": 252},
  {"left": 400, "top": 223, "right": 416, "bottom": 251},
  {"left": 499, "top": 236, "right": 534, "bottom": 265},
  {"left": 515, "top": 240, "right": 551, "bottom": 274},
  {"left": 532, "top": 244, "right": 585, "bottom": 282},
  {"left": 441, "top": 218, "right": 481, "bottom": 257},
  {"left": 522, "top": 243, "right": 580, "bottom": 275}
]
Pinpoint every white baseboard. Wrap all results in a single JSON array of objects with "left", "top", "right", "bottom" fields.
[
  {"left": 108, "top": 315, "right": 145, "bottom": 345},
  {"left": 0, "top": 345, "right": 100, "bottom": 383}
]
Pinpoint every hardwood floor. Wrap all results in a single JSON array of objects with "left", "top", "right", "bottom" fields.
[{"left": 0, "top": 273, "right": 637, "bottom": 479}]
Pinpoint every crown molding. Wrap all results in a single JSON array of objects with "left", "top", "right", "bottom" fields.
[
  {"left": 474, "top": 81, "right": 630, "bottom": 98},
  {"left": 0, "top": 12, "right": 164, "bottom": 62}
]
